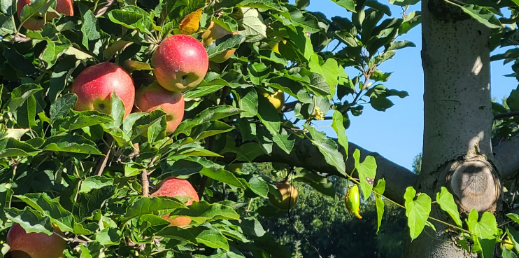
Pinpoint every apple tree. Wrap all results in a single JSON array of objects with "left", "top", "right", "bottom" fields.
[{"left": 1, "top": 0, "right": 519, "bottom": 257}]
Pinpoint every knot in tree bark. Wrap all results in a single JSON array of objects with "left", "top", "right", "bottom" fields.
[{"left": 446, "top": 156, "right": 500, "bottom": 214}]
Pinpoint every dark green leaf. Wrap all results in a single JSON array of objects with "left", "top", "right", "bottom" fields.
[
  {"left": 124, "top": 197, "right": 186, "bottom": 220},
  {"left": 50, "top": 93, "right": 77, "bottom": 123}
]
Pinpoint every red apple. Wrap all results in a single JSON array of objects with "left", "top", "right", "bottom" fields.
[
  {"left": 7, "top": 223, "right": 66, "bottom": 258},
  {"left": 17, "top": 0, "right": 73, "bottom": 31},
  {"left": 151, "top": 34, "right": 209, "bottom": 92},
  {"left": 72, "top": 62, "right": 135, "bottom": 118},
  {"left": 135, "top": 82, "right": 185, "bottom": 134},
  {"left": 151, "top": 176, "right": 199, "bottom": 227}
]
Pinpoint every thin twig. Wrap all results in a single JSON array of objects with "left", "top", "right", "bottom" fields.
[
  {"left": 65, "top": 237, "right": 88, "bottom": 244},
  {"left": 96, "top": 137, "right": 113, "bottom": 176},
  {"left": 95, "top": 0, "right": 116, "bottom": 17},
  {"left": 142, "top": 169, "right": 149, "bottom": 197},
  {"left": 286, "top": 181, "right": 323, "bottom": 258}
]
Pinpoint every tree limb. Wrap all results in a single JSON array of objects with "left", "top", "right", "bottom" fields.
[
  {"left": 494, "top": 134, "right": 519, "bottom": 179},
  {"left": 250, "top": 137, "right": 417, "bottom": 204},
  {"left": 281, "top": 101, "right": 297, "bottom": 113}
]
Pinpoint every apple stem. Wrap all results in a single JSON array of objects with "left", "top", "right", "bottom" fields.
[
  {"left": 96, "top": 136, "right": 113, "bottom": 176},
  {"left": 283, "top": 166, "right": 295, "bottom": 184}
]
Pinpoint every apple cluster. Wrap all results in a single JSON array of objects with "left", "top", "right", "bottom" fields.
[
  {"left": 70, "top": 34, "right": 209, "bottom": 136},
  {"left": 8, "top": 5, "right": 293, "bottom": 256},
  {"left": 7, "top": 29, "right": 210, "bottom": 258}
]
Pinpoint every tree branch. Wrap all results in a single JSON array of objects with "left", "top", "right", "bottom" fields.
[
  {"left": 248, "top": 137, "right": 417, "bottom": 204},
  {"left": 281, "top": 101, "right": 297, "bottom": 113},
  {"left": 494, "top": 111, "right": 519, "bottom": 120},
  {"left": 494, "top": 134, "right": 519, "bottom": 179}
]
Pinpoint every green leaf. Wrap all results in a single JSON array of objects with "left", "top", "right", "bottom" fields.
[
  {"left": 353, "top": 149, "right": 377, "bottom": 200},
  {"left": 436, "top": 187, "right": 462, "bottom": 227},
  {"left": 196, "top": 228, "right": 229, "bottom": 251},
  {"left": 107, "top": 92, "right": 125, "bottom": 129},
  {"left": 404, "top": 187, "right": 432, "bottom": 241},
  {"left": 445, "top": 1, "right": 501, "bottom": 29},
  {"left": 206, "top": 34, "right": 245, "bottom": 59},
  {"left": 467, "top": 209, "right": 499, "bottom": 239},
  {"left": 15, "top": 193, "right": 74, "bottom": 232},
  {"left": 157, "top": 226, "right": 201, "bottom": 243},
  {"left": 96, "top": 228, "right": 121, "bottom": 246},
  {"left": 50, "top": 93, "right": 77, "bottom": 123},
  {"left": 304, "top": 125, "right": 346, "bottom": 175},
  {"left": 124, "top": 196, "right": 186, "bottom": 220},
  {"left": 43, "top": 134, "right": 102, "bottom": 155},
  {"left": 8, "top": 83, "right": 42, "bottom": 111},
  {"left": 241, "top": 218, "right": 266, "bottom": 237},
  {"left": 331, "top": 0, "right": 355, "bottom": 11},
  {"left": 79, "top": 176, "right": 114, "bottom": 193},
  {"left": 176, "top": 201, "right": 240, "bottom": 225},
  {"left": 49, "top": 55, "right": 81, "bottom": 102},
  {"left": 199, "top": 167, "right": 248, "bottom": 189},
  {"left": 503, "top": 247, "right": 518, "bottom": 258},
  {"left": 293, "top": 170, "right": 335, "bottom": 198},
  {"left": 508, "top": 213, "right": 519, "bottom": 225},
  {"left": 19, "top": 0, "right": 55, "bottom": 29},
  {"left": 14, "top": 94, "right": 37, "bottom": 128},
  {"left": 507, "top": 87, "right": 519, "bottom": 111},
  {"left": 184, "top": 85, "right": 225, "bottom": 99},
  {"left": 235, "top": 142, "right": 266, "bottom": 162},
  {"left": 1, "top": 0, "right": 14, "bottom": 15},
  {"left": 248, "top": 63, "right": 270, "bottom": 85},
  {"left": 0, "top": 138, "right": 40, "bottom": 157},
  {"left": 241, "top": 7, "right": 267, "bottom": 42},
  {"left": 175, "top": 106, "right": 242, "bottom": 136},
  {"left": 5, "top": 207, "right": 54, "bottom": 235},
  {"left": 81, "top": 10, "right": 101, "bottom": 47},
  {"left": 108, "top": 9, "right": 144, "bottom": 30},
  {"left": 80, "top": 242, "right": 102, "bottom": 258},
  {"left": 389, "top": 0, "right": 420, "bottom": 6},
  {"left": 74, "top": 186, "right": 116, "bottom": 220},
  {"left": 248, "top": 176, "right": 269, "bottom": 198},
  {"left": 56, "top": 111, "right": 113, "bottom": 131},
  {"left": 331, "top": 110, "right": 348, "bottom": 159},
  {"left": 374, "top": 179, "right": 385, "bottom": 233},
  {"left": 308, "top": 72, "right": 331, "bottom": 96},
  {"left": 196, "top": 121, "right": 234, "bottom": 141},
  {"left": 309, "top": 54, "right": 339, "bottom": 93}
]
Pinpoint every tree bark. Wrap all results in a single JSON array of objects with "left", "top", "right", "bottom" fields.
[
  {"left": 249, "top": 137, "right": 417, "bottom": 205},
  {"left": 407, "top": 0, "right": 495, "bottom": 257}
]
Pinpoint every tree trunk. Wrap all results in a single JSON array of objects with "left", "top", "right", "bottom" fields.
[{"left": 406, "top": 0, "right": 499, "bottom": 257}]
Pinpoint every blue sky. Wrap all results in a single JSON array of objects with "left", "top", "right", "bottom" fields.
[{"left": 289, "top": 1, "right": 517, "bottom": 171}]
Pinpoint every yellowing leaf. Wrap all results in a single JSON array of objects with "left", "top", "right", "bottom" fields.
[
  {"left": 179, "top": 9, "right": 203, "bottom": 35},
  {"left": 123, "top": 60, "right": 153, "bottom": 72}
]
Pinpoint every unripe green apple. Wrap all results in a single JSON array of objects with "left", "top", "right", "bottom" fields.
[
  {"left": 151, "top": 35, "right": 209, "bottom": 92},
  {"left": 259, "top": 89, "right": 285, "bottom": 113},
  {"left": 226, "top": 163, "right": 243, "bottom": 173},
  {"left": 268, "top": 183, "right": 298, "bottom": 210},
  {"left": 151, "top": 176, "right": 199, "bottom": 227},
  {"left": 135, "top": 82, "right": 185, "bottom": 134},
  {"left": 7, "top": 223, "right": 66, "bottom": 258},
  {"left": 72, "top": 62, "right": 135, "bottom": 118},
  {"left": 17, "top": 0, "right": 73, "bottom": 31}
]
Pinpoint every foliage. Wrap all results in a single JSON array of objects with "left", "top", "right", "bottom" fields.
[{"left": 249, "top": 163, "right": 407, "bottom": 258}]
